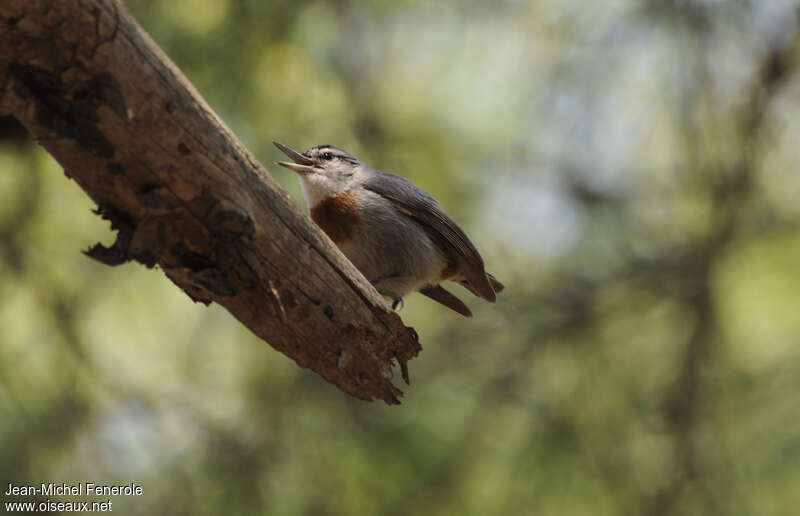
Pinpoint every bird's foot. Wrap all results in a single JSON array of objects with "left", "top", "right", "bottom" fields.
[{"left": 379, "top": 291, "right": 404, "bottom": 312}]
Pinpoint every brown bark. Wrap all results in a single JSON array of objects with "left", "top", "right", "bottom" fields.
[{"left": 0, "top": 0, "right": 421, "bottom": 404}]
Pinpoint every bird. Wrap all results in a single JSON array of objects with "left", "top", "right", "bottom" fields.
[{"left": 273, "top": 141, "right": 503, "bottom": 317}]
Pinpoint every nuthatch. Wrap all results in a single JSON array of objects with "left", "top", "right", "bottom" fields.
[{"left": 274, "top": 141, "right": 503, "bottom": 317}]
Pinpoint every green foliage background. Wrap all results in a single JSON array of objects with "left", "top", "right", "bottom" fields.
[{"left": 3, "top": 1, "right": 800, "bottom": 514}]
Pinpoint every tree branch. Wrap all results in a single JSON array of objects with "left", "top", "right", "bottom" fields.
[{"left": 0, "top": 0, "right": 421, "bottom": 404}]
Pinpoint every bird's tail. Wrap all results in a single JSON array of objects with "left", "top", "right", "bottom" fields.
[
  {"left": 458, "top": 272, "right": 504, "bottom": 300},
  {"left": 420, "top": 285, "right": 473, "bottom": 317},
  {"left": 487, "top": 272, "right": 504, "bottom": 293}
]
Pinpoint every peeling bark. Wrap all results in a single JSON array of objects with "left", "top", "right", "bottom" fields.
[{"left": 0, "top": 0, "right": 421, "bottom": 404}]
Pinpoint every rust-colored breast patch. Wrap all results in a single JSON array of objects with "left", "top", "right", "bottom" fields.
[{"left": 310, "top": 192, "right": 360, "bottom": 244}]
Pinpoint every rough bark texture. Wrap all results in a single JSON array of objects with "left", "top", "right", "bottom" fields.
[{"left": 0, "top": 0, "right": 421, "bottom": 404}]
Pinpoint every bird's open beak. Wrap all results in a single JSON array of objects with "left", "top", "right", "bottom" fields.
[{"left": 273, "top": 141, "right": 315, "bottom": 174}]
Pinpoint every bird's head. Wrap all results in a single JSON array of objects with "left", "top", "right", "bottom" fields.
[{"left": 274, "top": 141, "right": 362, "bottom": 205}]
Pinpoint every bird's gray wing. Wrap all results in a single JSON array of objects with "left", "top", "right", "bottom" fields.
[
  {"left": 419, "top": 285, "right": 472, "bottom": 317},
  {"left": 363, "top": 170, "right": 496, "bottom": 301}
]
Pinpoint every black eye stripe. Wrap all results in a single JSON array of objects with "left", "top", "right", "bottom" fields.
[{"left": 305, "top": 146, "right": 358, "bottom": 164}]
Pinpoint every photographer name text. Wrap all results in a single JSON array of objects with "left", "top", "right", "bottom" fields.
[{"left": 5, "top": 482, "right": 142, "bottom": 497}]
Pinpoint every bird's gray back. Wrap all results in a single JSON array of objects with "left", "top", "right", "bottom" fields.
[
  {"left": 357, "top": 167, "right": 496, "bottom": 301},
  {"left": 343, "top": 168, "right": 445, "bottom": 293}
]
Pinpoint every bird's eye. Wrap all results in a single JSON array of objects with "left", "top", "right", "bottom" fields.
[{"left": 321, "top": 152, "right": 334, "bottom": 161}]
